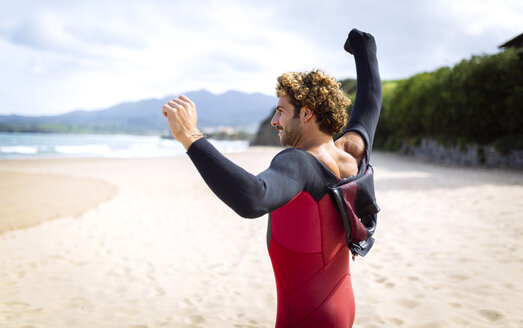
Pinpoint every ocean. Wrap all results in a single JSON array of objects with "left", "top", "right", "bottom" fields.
[{"left": 0, "top": 133, "right": 249, "bottom": 159}]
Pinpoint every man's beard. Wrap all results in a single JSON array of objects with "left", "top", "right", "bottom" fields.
[{"left": 279, "top": 117, "right": 303, "bottom": 147}]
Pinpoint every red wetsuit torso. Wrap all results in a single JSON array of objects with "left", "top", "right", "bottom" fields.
[{"left": 269, "top": 191, "right": 354, "bottom": 328}]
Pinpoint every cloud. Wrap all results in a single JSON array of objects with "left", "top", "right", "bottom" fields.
[
  {"left": 0, "top": 0, "right": 521, "bottom": 115},
  {"left": 3, "top": 4, "right": 150, "bottom": 58}
]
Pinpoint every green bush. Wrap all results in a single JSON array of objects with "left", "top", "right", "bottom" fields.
[{"left": 365, "top": 48, "right": 523, "bottom": 152}]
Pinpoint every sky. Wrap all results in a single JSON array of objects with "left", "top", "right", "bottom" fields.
[{"left": 0, "top": 0, "right": 521, "bottom": 116}]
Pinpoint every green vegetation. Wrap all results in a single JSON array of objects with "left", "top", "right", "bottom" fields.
[{"left": 340, "top": 48, "right": 523, "bottom": 153}]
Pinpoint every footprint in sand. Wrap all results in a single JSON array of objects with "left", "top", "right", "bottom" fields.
[
  {"left": 396, "top": 298, "right": 421, "bottom": 309},
  {"left": 451, "top": 317, "right": 469, "bottom": 325},
  {"left": 187, "top": 315, "right": 205, "bottom": 324},
  {"left": 147, "top": 273, "right": 157, "bottom": 282},
  {"left": 448, "top": 274, "right": 468, "bottom": 282},
  {"left": 502, "top": 282, "right": 515, "bottom": 289},
  {"left": 4, "top": 301, "right": 31, "bottom": 310},
  {"left": 457, "top": 257, "right": 473, "bottom": 263},
  {"left": 374, "top": 275, "right": 387, "bottom": 284},
  {"left": 386, "top": 317, "right": 404, "bottom": 326},
  {"left": 448, "top": 302, "right": 462, "bottom": 308},
  {"left": 70, "top": 297, "right": 94, "bottom": 310},
  {"left": 477, "top": 309, "right": 504, "bottom": 322},
  {"left": 154, "top": 317, "right": 173, "bottom": 327},
  {"left": 154, "top": 287, "right": 166, "bottom": 296},
  {"left": 3, "top": 302, "right": 42, "bottom": 315}
]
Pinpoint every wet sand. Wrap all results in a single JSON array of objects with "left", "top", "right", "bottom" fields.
[
  {"left": 0, "top": 149, "right": 522, "bottom": 327},
  {"left": 0, "top": 171, "right": 117, "bottom": 234}
]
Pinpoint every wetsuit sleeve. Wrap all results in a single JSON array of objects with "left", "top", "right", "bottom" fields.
[
  {"left": 340, "top": 29, "right": 382, "bottom": 155},
  {"left": 186, "top": 138, "right": 310, "bottom": 218}
]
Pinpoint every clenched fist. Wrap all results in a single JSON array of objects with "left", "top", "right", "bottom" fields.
[{"left": 162, "top": 95, "right": 203, "bottom": 150}]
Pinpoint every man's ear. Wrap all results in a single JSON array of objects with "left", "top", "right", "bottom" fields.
[{"left": 302, "top": 107, "right": 314, "bottom": 122}]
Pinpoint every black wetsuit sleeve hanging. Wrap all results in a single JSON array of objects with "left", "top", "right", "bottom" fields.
[
  {"left": 186, "top": 138, "right": 318, "bottom": 218},
  {"left": 339, "top": 29, "right": 382, "bottom": 155}
]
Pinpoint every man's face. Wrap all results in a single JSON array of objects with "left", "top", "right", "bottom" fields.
[{"left": 272, "top": 95, "right": 303, "bottom": 147}]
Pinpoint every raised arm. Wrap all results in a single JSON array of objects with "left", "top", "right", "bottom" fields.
[
  {"left": 162, "top": 95, "right": 308, "bottom": 218},
  {"left": 335, "top": 29, "right": 382, "bottom": 164},
  {"left": 187, "top": 139, "right": 308, "bottom": 218}
]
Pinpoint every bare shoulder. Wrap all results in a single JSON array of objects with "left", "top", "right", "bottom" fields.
[
  {"left": 334, "top": 131, "right": 366, "bottom": 166},
  {"left": 334, "top": 147, "right": 359, "bottom": 178},
  {"left": 308, "top": 142, "right": 359, "bottom": 178}
]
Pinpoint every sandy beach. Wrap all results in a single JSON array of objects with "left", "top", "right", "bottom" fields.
[{"left": 1, "top": 148, "right": 522, "bottom": 328}]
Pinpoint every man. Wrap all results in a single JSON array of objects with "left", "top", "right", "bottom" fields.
[{"left": 162, "top": 29, "right": 381, "bottom": 328}]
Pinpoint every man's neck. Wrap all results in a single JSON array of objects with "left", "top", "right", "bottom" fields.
[{"left": 295, "top": 131, "right": 335, "bottom": 154}]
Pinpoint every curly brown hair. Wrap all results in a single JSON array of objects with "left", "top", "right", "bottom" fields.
[{"left": 275, "top": 69, "right": 351, "bottom": 135}]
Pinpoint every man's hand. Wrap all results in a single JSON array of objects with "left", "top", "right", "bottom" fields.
[
  {"left": 162, "top": 95, "right": 203, "bottom": 150},
  {"left": 335, "top": 131, "right": 366, "bottom": 166}
]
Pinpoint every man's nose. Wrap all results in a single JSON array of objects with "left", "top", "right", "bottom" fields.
[{"left": 271, "top": 113, "right": 278, "bottom": 127}]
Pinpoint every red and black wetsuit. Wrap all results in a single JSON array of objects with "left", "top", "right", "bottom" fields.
[{"left": 186, "top": 29, "right": 381, "bottom": 328}]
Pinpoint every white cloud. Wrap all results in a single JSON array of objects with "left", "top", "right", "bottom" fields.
[
  {"left": 447, "top": 0, "right": 522, "bottom": 36},
  {"left": 0, "top": 0, "right": 521, "bottom": 115}
]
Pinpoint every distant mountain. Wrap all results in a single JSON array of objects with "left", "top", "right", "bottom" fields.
[{"left": 0, "top": 90, "right": 277, "bottom": 135}]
